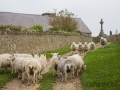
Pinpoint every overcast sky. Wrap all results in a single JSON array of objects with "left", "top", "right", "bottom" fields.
[{"left": 0, "top": 0, "right": 120, "bottom": 36}]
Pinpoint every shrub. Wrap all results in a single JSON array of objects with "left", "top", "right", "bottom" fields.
[{"left": 30, "top": 25, "right": 43, "bottom": 32}]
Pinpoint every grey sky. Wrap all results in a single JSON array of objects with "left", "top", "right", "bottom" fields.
[{"left": 0, "top": 0, "right": 120, "bottom": 36}]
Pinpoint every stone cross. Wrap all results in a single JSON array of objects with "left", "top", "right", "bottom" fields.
[
  {"left": 100, "top": 19, "right": 104, "bottom": 31},
  {"left": 99, "top": 19, "right": 105, "bottom": 37}
]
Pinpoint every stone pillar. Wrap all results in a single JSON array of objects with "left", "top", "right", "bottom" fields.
[{"left": 99, "top": 19, "right": 105, "bottom": 37}]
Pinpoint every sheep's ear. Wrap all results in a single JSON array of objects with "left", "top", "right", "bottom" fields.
[{"left": 58, "top": 55, "right": 62, "bottom": 60}]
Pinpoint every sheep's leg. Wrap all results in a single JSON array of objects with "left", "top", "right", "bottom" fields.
[
  {"left": 69, "top": 73, "right": 72, "bottom": 82},
  {"left": 72, "top": 70, "right": 75, "bottom": 79},
  {"left": 17, "top": 71, "right": 21, "bottom": 79},
  {"left": 33, "top": 73, "right": 36, "bottom": 85},
  {"left": 57, "top": 70, "right": 60, "bottom": 78},
  {"left": 27, "top": 74, "right": 30, "bottom": 86},
  {"left": 11, "top": 67, "right": 14, "bottom": 74},
  {"left": 65, "top": 73, "right": 67, "bottom": 82},
  {"left": 61, "top": 74, "right": 64, "bottom": 82},
  {"left": 38, "top": 71, "right": 41, "bottom": 80},
  {"left": 53, "top": 69, "right": 54, "bottom": 76},
  {"left": 22, "top": 71, "right": 25, "bottom": 83},
  {"left": 76, "top": 69, "right": 80, "bottom": 76}
]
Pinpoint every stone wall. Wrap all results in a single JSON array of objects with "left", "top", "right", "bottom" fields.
[
  {"left": 0, "top": 34, "right": 92, "bottom": 54},
  {"left": 92, "top": 35, "right": 120, "bottom": 42}
]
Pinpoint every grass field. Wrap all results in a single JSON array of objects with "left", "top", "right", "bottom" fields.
[{"left": 81, "top": 41, "right": 120, "bottom": 90}]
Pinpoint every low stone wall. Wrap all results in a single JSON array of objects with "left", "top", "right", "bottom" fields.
[
  {"left": 0, "top": 34, "right": 92, "bottom": 54},
  {"left": 92, "top": 35, "right": 120, "bottom": 42}
]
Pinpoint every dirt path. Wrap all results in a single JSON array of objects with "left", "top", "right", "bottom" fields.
[{"left": 2, "top": 43, "right": 110, "bottom": 90}]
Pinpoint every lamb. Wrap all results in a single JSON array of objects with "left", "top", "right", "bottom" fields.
[
  {"left": 100, "top": 37, "right": 107, "bottom": 48},
  {"left": 58, "top": 55, "right": 75, "bottom": 82},
  {"left": 0, "top": 53, "right": 12, "bottom": 72},
  {"left": 50, "top": 53, "right": 59, "bottom": 76},
  {"left": 83, "top": 42, "right": 89, "bottom": 55},
  {"left": 67, "top": 54, "right": 86, "bottom": 76},
  {"left": 70, "top": 42, "right": 78, "bottom": 54}
]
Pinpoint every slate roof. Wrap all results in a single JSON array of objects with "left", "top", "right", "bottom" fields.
[{"left": 0, "top": 12, "right": 91, "bottom": 34}]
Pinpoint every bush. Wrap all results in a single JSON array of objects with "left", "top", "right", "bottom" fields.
[{"left": 30, "top": 25, "right": 43, "bottom": 32}]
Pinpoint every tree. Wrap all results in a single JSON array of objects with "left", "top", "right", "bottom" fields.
[{"left": 49, "top": 9, "right": 78, "bottom": 32}]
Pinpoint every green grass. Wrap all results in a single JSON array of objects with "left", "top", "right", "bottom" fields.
[
  {"left": 0, "top": 68, "right": 17, "bottom": 90},
  {"left": 81, "top": 41, "right": 120, "bottom": 90},
  {"left": 37, "top": 69, "right": 56, "bottom": 90}
]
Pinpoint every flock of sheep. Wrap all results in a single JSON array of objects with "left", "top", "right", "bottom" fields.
[
  {"left": 50, "top": 53, "right": 86, "bottom": 82},
  {"left": 70, "top": 36, "right": 107, "bottom": 55},
  {"left": 0, "top": 53, "right": 47, "bottom": 86},
  {"left": 0, "top": 37, "right": 107, "bottom": 86}
]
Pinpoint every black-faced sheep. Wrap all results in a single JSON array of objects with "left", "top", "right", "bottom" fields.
[
  {"left": 67, "top": 54, "right": 86, "bottom": 76},
  {"left": 58, "top": 55, "right": 75, "bottom": 82}
]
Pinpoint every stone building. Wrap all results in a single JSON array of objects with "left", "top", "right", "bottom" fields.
[{"left": 0, "top": 12, "right": 91, "bottom": 36}]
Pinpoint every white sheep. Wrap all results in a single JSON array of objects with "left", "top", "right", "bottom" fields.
[
  {"left": 50, "top": 53, "right": 59, "bottom": 76},
  {"left": 83, "top": 42, "right": 89, "bottom": 55},
  {"left": 0, "top": 53, "right": 12, "bottom": 72},
  {"left": 58, "top": 55, "right": 75, "bottom": 82},
  {"left": 89, "top": 42, "right": 96, "bottom": 50},
  {"left": 77, "top": 42, "right": 84, "bottom": 54},
  {"left": 7, "top": 55, "right": 28, "bottom": 77},
  {"left": 67, "top": 54, "right": 86, "bottom": 76},
  {"left": 7, "top": 55, "right": 42, "bottom": 85},
  {"left": 100, "top": 37, "right": 107, "bottom": 48},
  {"left": 33, "top": 54, "right": 47, "bottom": 79},
  {"left": 70, "top": 42, "right": 78, "bottom": 54},
  {"left": 39, "top": 54, "right": 47, "bottom": 67},
  {"left": 22, "top": 58, "right": 42, "bottom": 86}
]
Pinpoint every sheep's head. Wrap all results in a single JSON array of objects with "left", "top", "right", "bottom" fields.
[
  {"left": 40, "top": 54, "right": 46, "bottom": 60},
  {"left": 51, "top": 53, "right": 59, "bottom": 56},
  {"left": 57, "top": 55, "right": 62, "bottom": 61},
  {"left": 34, "top": 54, "right": 39, "bottom": 58},
  {"left": 82, "top": 64, "right": 86, "bottom": 70},
  {"left": 7, "top": 54, "right": 16, "bottom": 61}
]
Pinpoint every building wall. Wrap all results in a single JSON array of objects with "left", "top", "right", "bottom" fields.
[{"left": 0, "top": 34, "right": 92, "bottom": 54}]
